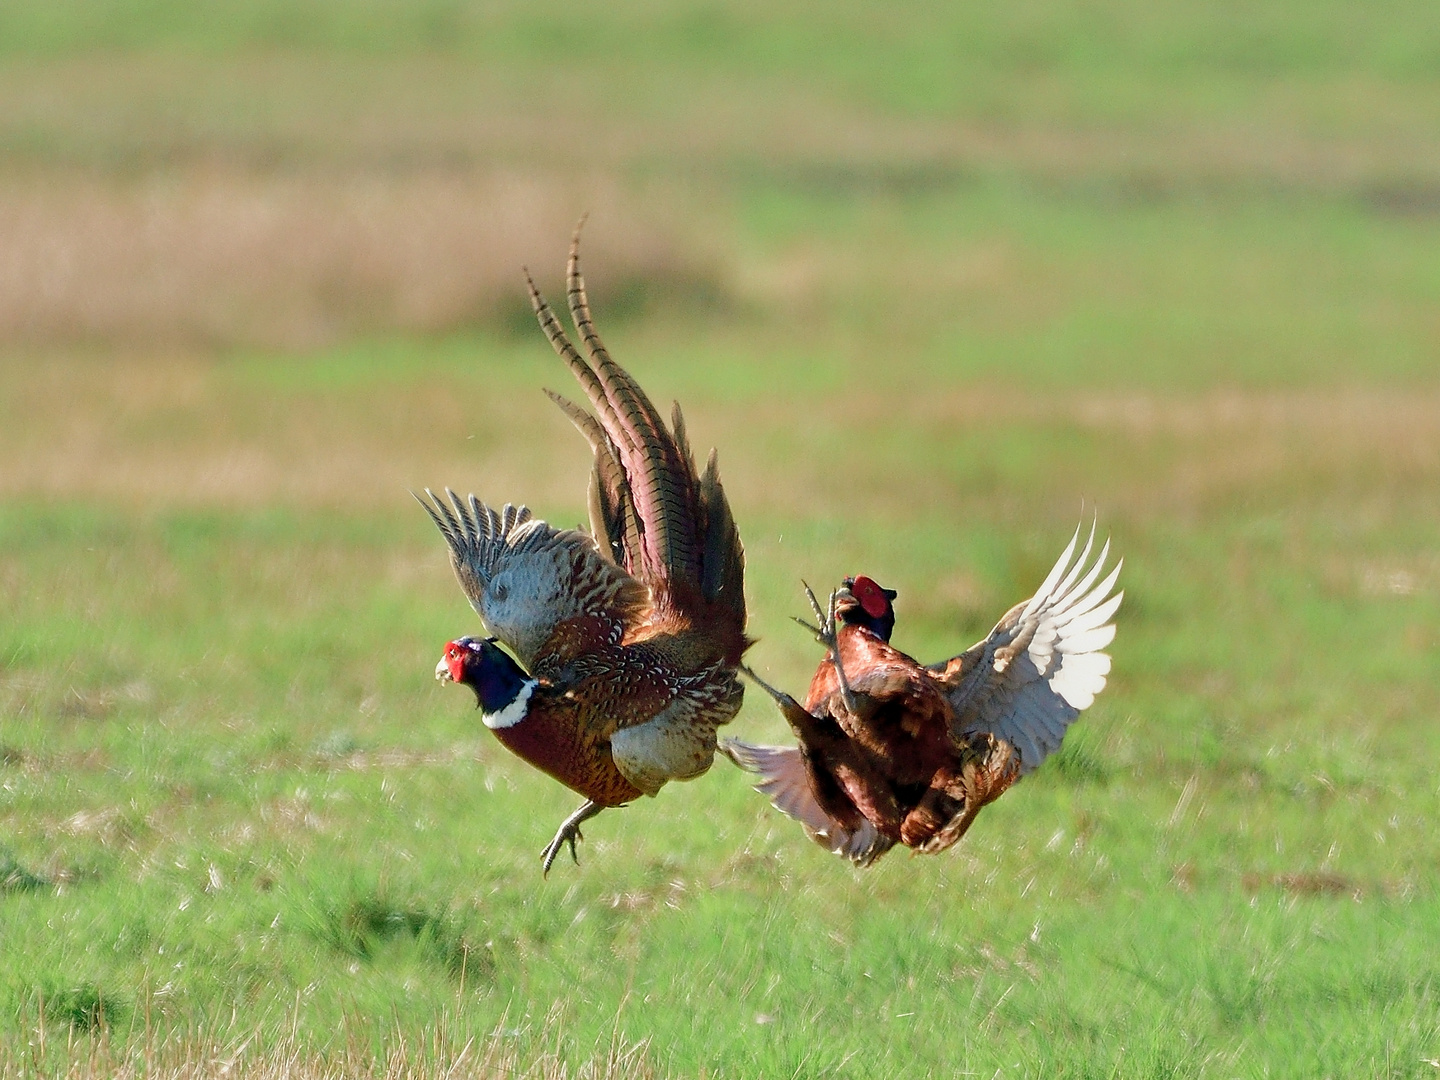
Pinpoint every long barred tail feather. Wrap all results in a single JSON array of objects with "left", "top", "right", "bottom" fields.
[
  {"left": 563, "top": 227, "right": 699, "bottom": 588},
  {"left": 544, "top": 389, "right": 642, "bottom": 568},
  {"left": 525, "top": 220, "right": 747, "bottom": 660}
]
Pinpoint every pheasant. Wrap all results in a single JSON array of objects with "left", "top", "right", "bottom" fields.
[
  {"left": 725, "top": 524, "right": 1120, "bottom": 866},
  {"left": 422, "top": 226, "right": 748, "bottom": 874}
]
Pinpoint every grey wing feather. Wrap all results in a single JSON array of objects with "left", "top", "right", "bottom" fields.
[
  {"left": 934, "top": 520, "right": 1122, "bottom": 774},
  {"left": 416, "top": 488, "right": 649, "bottom": 670},
  {"left": 720, "top": 739, "right": 893, "bottom": 866}
]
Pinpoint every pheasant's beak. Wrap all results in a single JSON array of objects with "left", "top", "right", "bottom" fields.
[{"left": 435, "top": 658, "right": 453, "bottom": 682}]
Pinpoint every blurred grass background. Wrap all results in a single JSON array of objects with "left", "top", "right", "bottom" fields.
[{"left": 2, "top": 2, "right": 1440, "bottom": 1077}]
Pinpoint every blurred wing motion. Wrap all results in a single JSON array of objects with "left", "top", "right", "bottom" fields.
[
  {"left": 929, "top": 522, "right": 1123, "bottom": 774},
  {"left": 721, "top": 740, "right": 893, "bottom": 866}
]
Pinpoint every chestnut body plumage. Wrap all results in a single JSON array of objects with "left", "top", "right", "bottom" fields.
[
  {"left": 424, "top": 228, "right": 748, "bottom": 873},
  {"left": 726, "top": 527, "right": 1121, "bottom": 866}
]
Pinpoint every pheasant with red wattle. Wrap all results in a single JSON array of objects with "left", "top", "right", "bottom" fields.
[
  {"left": 726, "top": 525, "right": 1120, "bottom": 866},
  {"left": 422, "top": 226, "right": 748, "bottom": 874}
]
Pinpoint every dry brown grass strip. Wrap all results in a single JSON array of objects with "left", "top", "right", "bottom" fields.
[
  {"left": 4, "top": 350, "right": 1440, "bottom": 518},
  {"left": 0, "top": 1036, "right": 662, "bottom": 1080},
  {"left": 0, "top": 168, "right": 695, "bottom": 349},
  {"left": 0, "top": 1009, "right": 663, "bottom": 1080}
]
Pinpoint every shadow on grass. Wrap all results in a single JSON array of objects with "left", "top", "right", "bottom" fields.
[
  {"left": 0, "top": 850, "right": 47, "bottom": 894},
  {"left": 8, "top": 980, "right": 126, "bottom": 1034},
  {"left": 307, "top": 892, "right": 497, "bottom": 985}
]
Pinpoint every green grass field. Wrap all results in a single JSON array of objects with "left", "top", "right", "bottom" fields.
[{"left": 3, "top": 2, "right": 1440, "bottom": 1077}]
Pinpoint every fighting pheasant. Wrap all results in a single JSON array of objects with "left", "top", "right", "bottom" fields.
[
  {"left": 421, "top": 227, "right": 748, "bottom": 873},
  {"left": 725, "top": 524, "right": 1120, "bottom": 866}
]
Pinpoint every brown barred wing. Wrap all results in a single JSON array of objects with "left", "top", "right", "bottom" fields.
[{"left": 547, "top": 643, "right": 742, "bottom": 794}]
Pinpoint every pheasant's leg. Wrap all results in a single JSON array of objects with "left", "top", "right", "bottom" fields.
[
  {"left": 793, "top": 582, "right": 858, "bottom": 717},
  {"left": 741, "top": 665, "right": 825, "bottom": 740},
  {"left": 740, "top": 664, "right": 797, "bottom": 710},
  {"left": 541, "top": 799, "right": 605, "bottom": 877}
]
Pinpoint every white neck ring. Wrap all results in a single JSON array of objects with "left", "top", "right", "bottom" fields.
[{"left": 482, "top": 679, "right": 536, "bottom": 730}]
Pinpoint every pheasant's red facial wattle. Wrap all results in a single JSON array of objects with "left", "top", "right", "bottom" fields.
[
  {"left": 444, "top": 641, "right": 469, "bottom": 683},
  {"left": 851, "top": 576, "right": 891, "bottom": 620}
]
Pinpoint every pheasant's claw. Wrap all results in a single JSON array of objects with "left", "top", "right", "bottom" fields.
[
  {"left": 540, "top": 799, "right": 605, "bottom": 878},
  {"left": 540, "top": 824, "right": 583, "bottom": 876},
  {"left": 794, "top": 580, "right": 858, "bottom": 715},
  {"left": 793, "top": 581, "right": 831, "bottom": 645},
  {"left": 791, "top": 615, "right": 825, "bottom": 643},
  {"left": 796, "top": 581, "right": 842, "bottom": 651},
  {"left": 801, "top": 580, "right": 828, "bottom": 628}
]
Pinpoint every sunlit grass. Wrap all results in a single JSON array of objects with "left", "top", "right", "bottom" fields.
[
  {"left": 4, "top": 345, "right": 1440, "bottom": 1074},
  {"left": 2, "top": 0, "right": 1440, "bottom": 1075}
]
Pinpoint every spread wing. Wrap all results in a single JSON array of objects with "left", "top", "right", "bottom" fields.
[
  {"left": 526, "top": 224, "right": 747, "bottom": 667},
  {"left": 417, "top": 489, "right": 650, "bottom": 671},
  {"left": 720, "top": 739, "right": 894, "bottom": 866},
  {"left": 929, "top": 522, "right": 1122, "bottom": 774}
]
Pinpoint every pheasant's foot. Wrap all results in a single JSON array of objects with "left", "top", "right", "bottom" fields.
[
  {"left": 790, "top": 580, "right": 830, "bottom": 644},
  {"left": 540, "top": 800, "right": 605, "bottom": 877},
  {"left": 804, "top": 577, "right": 829, "bottom": 622},
  {"left": 796, "top": 582, "right": 859, "bottom": 716},
  {"left": 540, "top": 824, "right": 582, "bottom": 876}
]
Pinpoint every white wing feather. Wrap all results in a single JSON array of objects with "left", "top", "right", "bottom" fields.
[{"left": 941, "top": 521, "right": 1122, "bottom": 774}]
